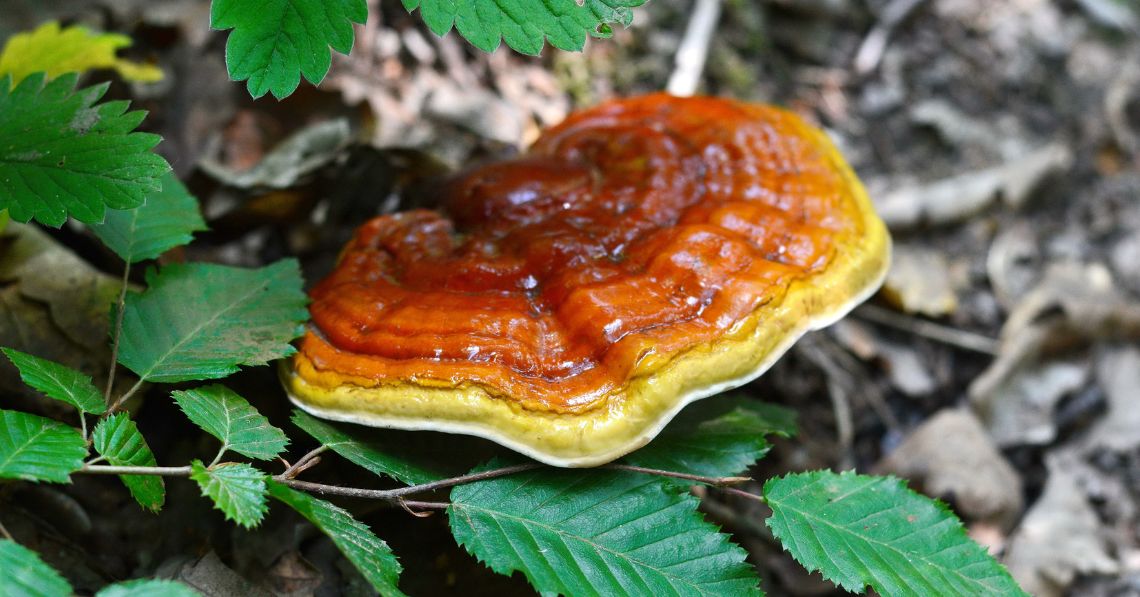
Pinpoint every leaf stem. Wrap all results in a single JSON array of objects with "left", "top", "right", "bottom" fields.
[
  {"left": 720, "top": 486, "right": 766, "bottom": 503},
  {"left": 397, "top": 500, "right": 449, "bottom": 511},
  {"left": 208, "top": 445, "right": 227, "bottom": 468},
  {"left": 104, "top": 262, "right": 131, "bottom": 404},
  {"left": 604, "top": 463, "right": 751, "bottom": 487},
  {"left": 0, "top": 518, "right": 12, "bottom": 540},
  {"left": 109, "top": 378, "right": 145, "bottom": 413}
]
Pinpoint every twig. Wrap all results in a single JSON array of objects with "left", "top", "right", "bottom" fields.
[
  {"left": 277, "top": 463, "right": 543, "bottom": 500},
  {"left": 853, "top": 0, "right": 928, "bottom": 76},
  {"left": 853, "top": 303, "right": 999, "bottom": 355},
  {"left": 0, "top": 518, "right": 12, "bottom": 540},
  {"left": 280, "top": 445, "right": 329, "bottom": 479},
  {"left": 666, "top": 0, "right": 722, "bottom": 96},
  {"left": 82, "top": 465, "right": 192, "bottom": 476},
  {"left": 605, "top": 464, "right": 750, "bottom": 486},
  {"left": 77, "top": 461, "right": 765, "bottom": 511},
  {"left": 104, "top": 263, "right": 131, "bottom": 404}
]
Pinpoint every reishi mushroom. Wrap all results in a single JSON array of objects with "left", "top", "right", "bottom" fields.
[{"left": 282, "top": 94, "right": 891, "bottom": 467}]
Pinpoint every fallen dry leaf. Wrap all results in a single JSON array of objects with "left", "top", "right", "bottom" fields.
[
  {"left": 881, "top": 244, "right": 959, "bottom": 316},
  {"left": 1087, "top": 346, "right": 1140, "bottom": 452},
  {"left": 1005, "top": 454, "right": 1119, "bottom": 597},
  {"left": 875, "top": 143, "right": 1073, "bottom": 229},
  {"left": 876, "top": 409, "right": 1023, "bottom": 528}
]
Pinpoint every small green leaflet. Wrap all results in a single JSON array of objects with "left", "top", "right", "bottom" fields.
[
  {"left": 2, "top": 348, "right": 106, "bottom": 414},
  {"left": 90, "top": 172, "right": 207, "bottom": 263},
  {"left": 268, "top": 481, "right": 405, "bottom": 596},
  {"left": 291, "top": 410, "right": 445, "bottom": 486},
  {"left": 211, "top": 0, "right": 367, "bottom": 99},
  {"left": 0, "top": 72, "right": 168, "bottom": 227},
  {"left": 449, "top": 462, "right": 761, "bottom": 596},
  {"left": 94, "top": 579, "right": 200, "bottom": 597},
  {"left": 624, "top": 396, "right": 796, "bottom": 479},
  {"left": 0, "top": 539, "right": 73, "bottom": 597},
  {"left": 92, "top": 414, "right": 165, "bottom": 511},
  {"left": 116, "top": 260, "right": 308, "bottom": 383},
  {"left": 173, "top": 385, "right": 288, "bottom": 461},
  {"left": 0, "top": 409, "right": 85, "bottom": 483},
  {"left": 402, "top": 0, "right": 648, "bottom": 55},
  {"left": 190, "top": 460, "right": 268, "bottom": 529},
  {"left": 764, "top": 471, "right": 1028, "bottom": 596}
]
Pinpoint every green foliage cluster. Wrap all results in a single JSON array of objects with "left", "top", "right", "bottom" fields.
[{"left": 0, "top": 7, "right": 1029, "bottom": 597}]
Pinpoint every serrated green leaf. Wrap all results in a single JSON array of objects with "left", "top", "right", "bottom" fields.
[
  {"left": 267, "top": 480, "right": 404, "bottom": 596},
  {"left": 95, "top": 579, "right": 200, "bottom": 597},
  {"left": 291, "top": 410, "right": 444, "bottom": 485},
  {"left": 0, "top": 539, "right": 72, "bottom": 597},
  {"left": 0, "top": 72, "right": 169, "bottom": 227},
  {"left": 90, "top": 172, "right": 206, "bottom": 263},
  {"left": 625, "top": 396, "right": 796, "bottom": 479},
  {"left": 403, "top": 0, "right": 648, "bottom": 55},
  {"left": 211, "top": 0, "right": 367, "bottom": 99},
  {"left": 173, "top": 386, "right": 288, "bottom": 460},
  {"left": 764, "top": 470, "right": 1028, "bottom": 596},
  {"left": 449, "top": 462, "right": 762, "bottom": 596},
  {"left": 2, "top": 348, "right": 106, "bottom": 414},
  {"left": 116, "top": 260, "right": 308, "bottom": 383},
  {"left": 189, "top": 460, "right": 268, "bottom": 529},
  {"left": 0, "top": 21, "right": 164, "bottom": 86},
  {"left": 92, "top": 414, "right": 165, "bottom": 511},
  {"left": 0, "top": 410, "right": 85, "bottom": 483}
]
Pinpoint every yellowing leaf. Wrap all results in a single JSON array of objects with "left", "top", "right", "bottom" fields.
[{"left": 0, "top": 21, "right": 163, "bottom": 86}]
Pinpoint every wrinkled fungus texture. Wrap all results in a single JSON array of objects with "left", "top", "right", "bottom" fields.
[{"left": 299, "top": 94, "right": 873, "bottom": 413}]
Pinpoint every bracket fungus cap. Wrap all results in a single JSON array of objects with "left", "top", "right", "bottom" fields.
[{"left": 283, "top": 94, "right": 891, "bottom": 467}]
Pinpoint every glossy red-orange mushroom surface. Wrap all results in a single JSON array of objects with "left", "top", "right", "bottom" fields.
[{"left": 283, "top": 94, "right": 890, "bottom": 466}]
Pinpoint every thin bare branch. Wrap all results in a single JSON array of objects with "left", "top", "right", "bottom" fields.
[{"left": 82, "top": 464, "right": 192, "bottom": 476}]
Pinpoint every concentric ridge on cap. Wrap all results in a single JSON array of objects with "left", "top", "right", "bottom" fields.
[{"left": 283, "top": 93, "right": 891, "bottom": 467}]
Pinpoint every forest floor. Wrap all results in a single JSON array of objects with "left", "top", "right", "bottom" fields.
[{"left": 2, "top": 0, "right": 1139, "bottom": 595}]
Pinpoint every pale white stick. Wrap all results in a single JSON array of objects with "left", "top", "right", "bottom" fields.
[{"left": 666, "top": 0, "right": 723, "bottom": 96}]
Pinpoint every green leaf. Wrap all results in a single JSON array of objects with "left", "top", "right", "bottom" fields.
[
  {"left": 449, "top": 462, "right": 761, "bottom": 596},
  {"left": 116, "top": 260, "right": 308, "bottom": 383},
  {"left": 625, "top": 396, "right": 796, "bottom": 479},
  {"left": 95, "top": 579, "right": 200, "bottom": 597},
  {"left": 267, "top": 480, "right": 404, "bottom": 596},
  {"left": 291, "top": 410, "right": 444, "bottom": 485},
  {"left": 97, "top": 580, "right": 199, "bottom": 597},
  {"left": 211, "top": 0, "right": 367, "bottom": 99},
  {"left": 189, "top": 460, "right": 268, "bottom": 529},
  {"left": 173, "top": 385, "right": 288, "bottom": 460},
  {"left": 2, "top": 348, "right": 106, "bottom": 414},
  {"left": 0, "top": 72, "right": 169, "bottom": 227},
  {"left": 0, "top": 410, "right": 85, "bottom": 483},
  {"left": 403, "top": 0, "right": 648, "bottom": 55},
  {"left": 92, "top": 414, "right": 165, "bottom": 511},
  {"left": 764, "top": 470, "right": 1028, "bottom": 596},
  {"left": 0, "top": 539, "right": 72, "bottom": 597},
  {"left": 90, "top": 172, "right": 207, "bottom": 263},
  {"left": 0, "top": 21, "right": 164, "bottom": 86}
]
